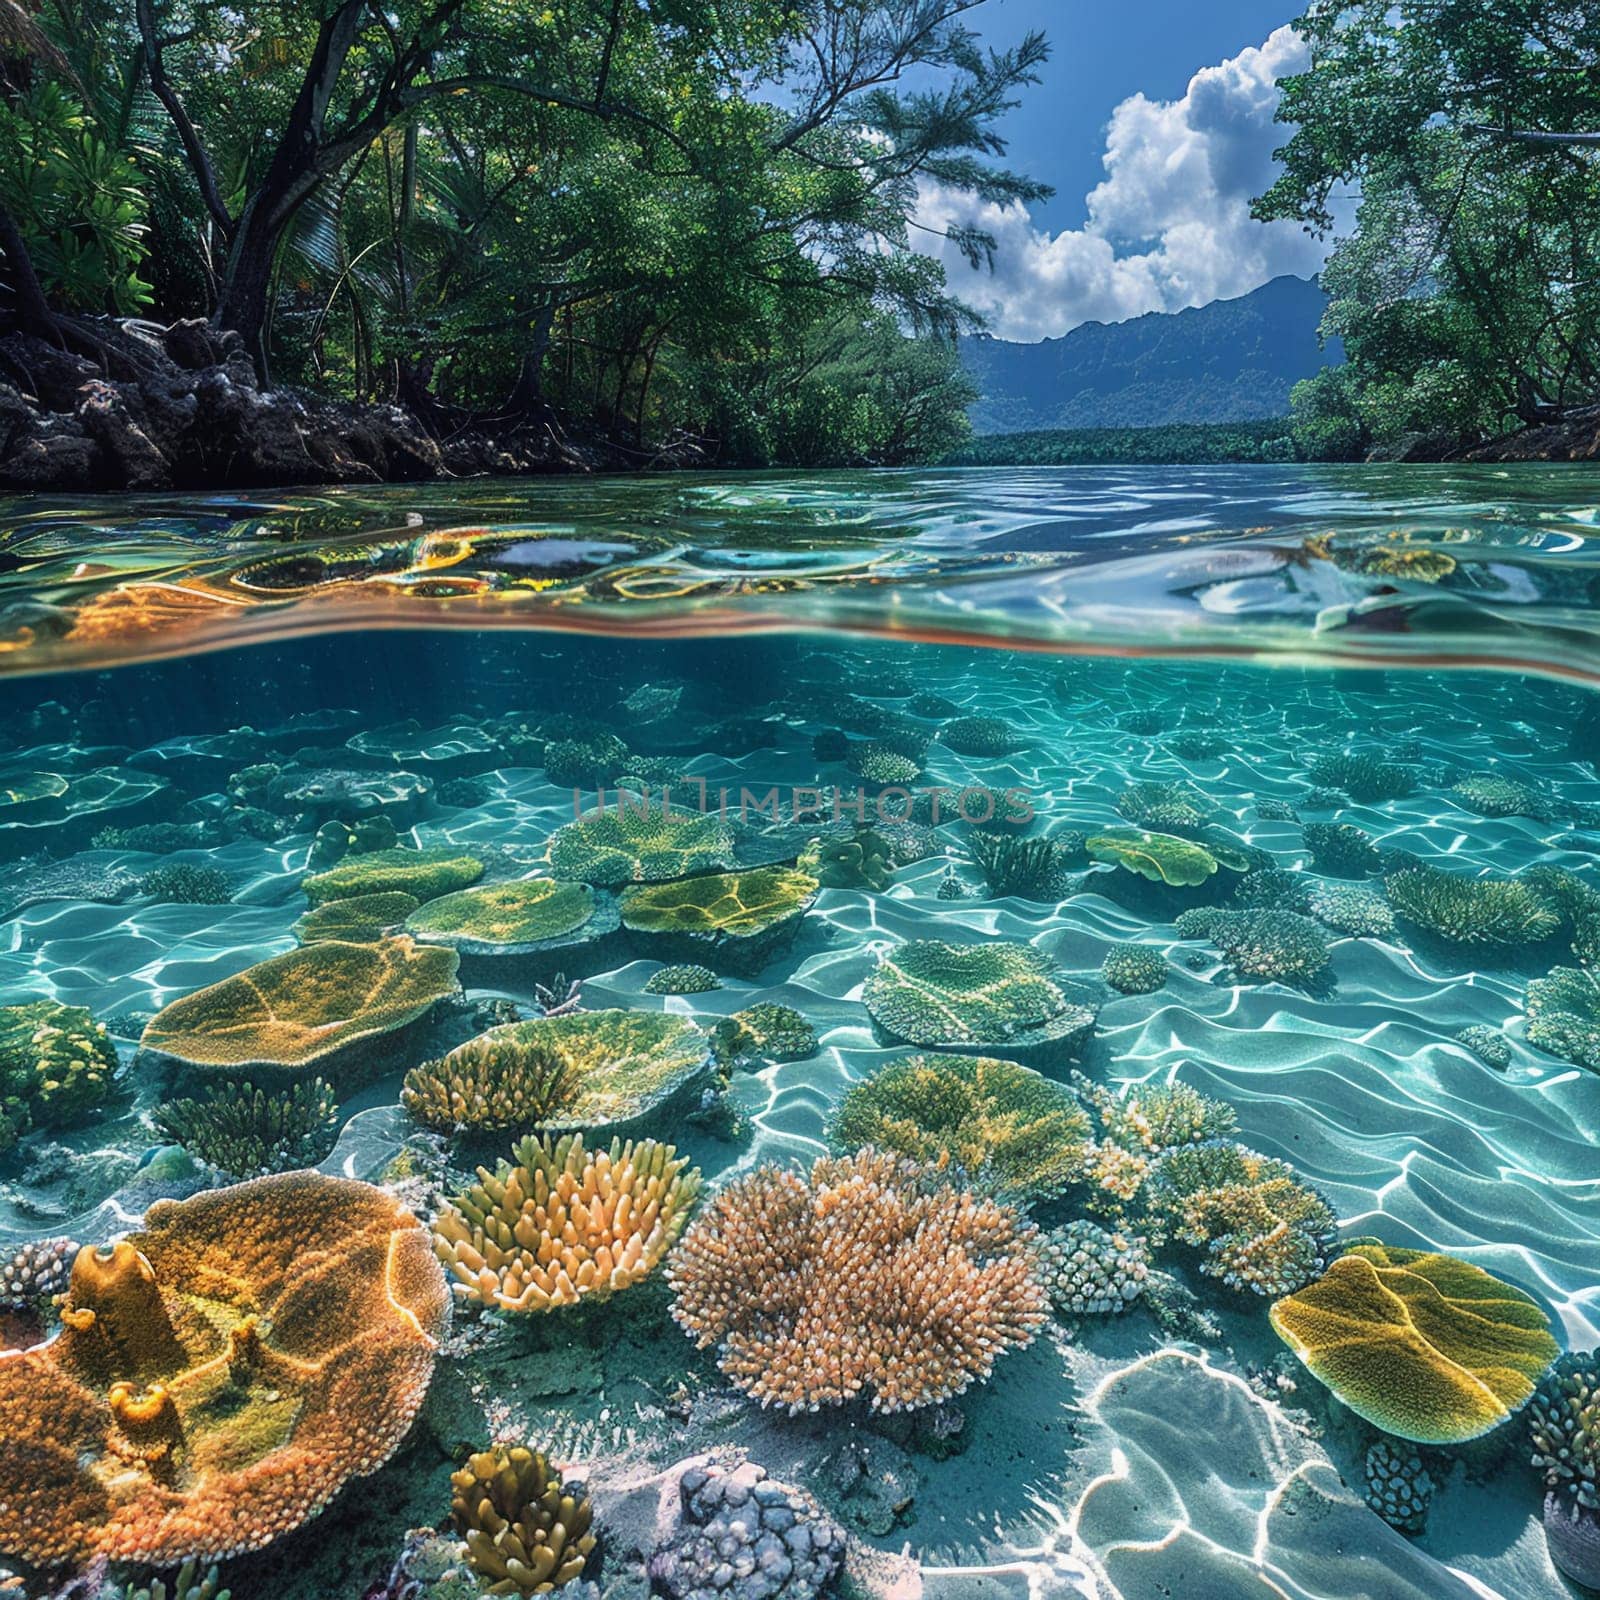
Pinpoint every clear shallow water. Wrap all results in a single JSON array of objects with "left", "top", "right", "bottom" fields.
[{"left": 0, "top": 467, "right": 1598, "bottom": 1600}]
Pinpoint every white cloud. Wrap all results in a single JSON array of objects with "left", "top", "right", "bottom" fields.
[{"left": 918, "top": 26, "right": 1343, "bottom": 341}]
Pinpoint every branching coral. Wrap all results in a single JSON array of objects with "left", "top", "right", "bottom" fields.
[
  {"left": 851, "top": 745, "right": 923, "bottom": 786},
  {"left": 1144, "top": 1139, "right": 1337, "bottom": 1295},
  {"left": 1525, "top": 967, "right": 1600, "bottom": 1071},
  {"left": 139, "top": 864, "right": 232, "bottom": 904},
  {"left": 1114, "top": 781, "right": 1210, "bottom": 833},
  {"left": 1182, "top": 909, "right": 1331, "bottom": 983},
  {"left": 403, "top": 1035, "right": 579, "bottom": 1131},
  {"left": 1302, "top": 822, "right": 1382, "bottom": 879},
  {"left": 1307, "top": 882, "right": 1395, "bottom": 937},
  {"left": 450, "top": 1444, "right": 596, "bottom": 1595},
  {"left": 0, "top": 1171, "right": 449, "bottom": 1567},
  {"left": 1232, "top": 868, "right": 1313, "bottom": 913},
  {"left": 827, "top": 1053, "right": 1091, "bottom": 1203},
  {"left": 1385, "top": 865, "right": 1560, "bottom": 948},
  {"left": 1306, "top": 752, "right": 1416, "bottom": 803},
  {"left": 969, "top": 833, "right": 1065, "bottom": 900},
  {"left": 1451, "top": 773, "right": 1550, "bottom": 819},
  {"left": 433, "top": 1132, "right": 700, "bottom": 1312},
  {"left": 668, "top": 1149, "right": 1045, "bottom": 1413},
  {"left": 711, "top": 1003, "right": 818, "bottom": 1065},
  {"left": 152, "top": 1077, "right": 340, "bottom": 1176},
  {"left": 939, "top": 716, "right": 1025, "bottom": 756},
  {"left": 103, "top": 1560, "right": 231, "bottom": 1600}
]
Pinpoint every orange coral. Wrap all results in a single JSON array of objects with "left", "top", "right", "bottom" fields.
[{"left": 0, "top": 1171, "right": 449, "bottom": 1569}]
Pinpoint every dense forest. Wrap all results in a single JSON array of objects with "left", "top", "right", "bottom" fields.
[
  {"left": 0, "top": 0, "right": 1047, "bottom": 480},
  {"left": 1257, "top": 0, "right": 1600, "bottom": 459},
  {"left": 944, "top": 419, "right": 1304, "bottom": 466}
]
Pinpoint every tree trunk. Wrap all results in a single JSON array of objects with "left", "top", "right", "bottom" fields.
[
  {"left": 0, "top": 200, "right": 60, "bottom": 343},
  {"left": 212, "top": 198, "right": 283, "bottom": 374}
]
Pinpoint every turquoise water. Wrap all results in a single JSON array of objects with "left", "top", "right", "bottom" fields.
[{"left": 0, "top": 466, "right": 1597, "bottom": 1600}]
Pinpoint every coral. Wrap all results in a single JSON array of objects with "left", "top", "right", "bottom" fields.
[
  {"left": 152, "top": 1078, "right": 340, "bottom": 1176},
  {"left": 1346, "top": 543, "right": 1456, "bottom": 583},
  {"left": 827, "top": 1053, "right": 1091, "bottom": 1203},
  {"left": 1306, "top": 752, "right": 1416, "bottom": 803},
  {"left": 140, "top": 937, "right": 460, "bottom": 1086},
  {"left": 1385, "top": 865, "right": 1560, "bottom": 947},
  {"left": 797, "top": 828, "right": 893, "bottom": 891},
  {"left": 1456, "top": 1024, "right": 1512, "bottom": 1070},
  {"left": 1086, "top": 829, "right": 1219, "bottom": 887},
  {"left": 1168, "top": 729, "right": 1228, "bottom": 760},
  {"left": 711, "top": 1004, "right": 818, "bottom": 1065},
  {"left": 102, "top": 1559, "right": 231, "bottom": 1600},
  {"left": 543, "top": 732, "right": 631, "bottom": 789},
  {"left": 450, "top": 1444, "right": 595, "bottom": 1595},
  {"left": 433, "top": 1132, "right": 700, "bottom": 1312},
  {"left": 1076, "top": 1075, "right": 1239, "bottom": 1158},
  {"left": 0, "top": 1000, "right": 118, "bottom": 1140},
  {"left": 545, "top": 803, "right": 737, "bottom": 886},
  {"left": 939, "top": 716, "right": 1024, "bottom": 757},
  {"left": 619, "top": 868, "right": 818, "bottom": 976},
  {"left": 405, "top": 1010, "right": 708, "bottom": 1133},
  {"left": 1115, "top": 781, "right": 1209, "bottom": 833},
  {"left": 644, "top": 964, "right": 722, "bottom": 995},
  {"left": 908, "top": 691, "right": 960, "bottom": 718},
  {"left": 1145, "top": 1140, "right": 1337, "bottom": 1295},
  {"left": 1038, "top": 1220, "right": 1150, "bottom": 1316},
  {"left": 1101, "top": 944, "right": 1168, "bottom": 995},
  {"left": 403, "top": 1035, "right": 579, "bottom": 1132},
  {"left": 0, "top": 1171, "right": 449, "bottom": 1567},
  {"left": 669, "top": 1149, "right": 1045, "bottom": 1414},
  {"left": 93, "top": 821, "right": 226, "bottom": 853},
  {"left": 969, "top": 832, "right": 1065, "bottom": 899},
  {"left": 1527, "top": 966, "right": 1600, "bottom": 1071},
  {"left": 405, "top": 878, "right": 612, "bottom": 954},
  {"left": 1306, "top": 882, "right": 1395, "bottom": 937},
  {"left": 1268, "top": 1242, "right": 1559, "bottom": 1443},
  {"left": 862, "top": 938, "right": 1096, "bottom": 1059},
  {"left": 303, "top": 846, "right": 484, "bottom": 907},
  {"left": 1256, "top": 797, "right": 1301, "bottom": 822},
  {"left": 293, "top": 890, "right": 421, "bottom": 944},
  {"left": 1364, "top": 1439, "right": 1435, "bottom": 1534},
  {"left": 138, "top": 864, "right": 232, "bottom": 904},
  {"left": 1530, "top": 1350, "right": 1600, "bottom": 1511},
  {"left": 851, "top": 745, "right": 922, "bottom": 786},
  {"left": 1302, "top": 821, "right": 1382, "bottom": 878},
  {"left": 935, "top": 868, "right": 968, "bottom": 901},
  {"left": 1187, "top": 909, "right": 1331, "bottom": 983},
  {"left": 0, "top": 1235, "right": 76, "bottom": 1307},
  {"left": 1450, "top": 773, "right": 1549, "bottom": 819},
  {"left": 648, "top": 1460, "right": 845, "bottom": 1600}
]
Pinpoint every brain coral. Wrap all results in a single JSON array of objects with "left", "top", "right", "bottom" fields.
[
  {"left": 668, "top": 1148, "right": 1046, "bottom": 1414},
  {"left": 140, "top": 937, "right": 459, "bottom": 1086},
  {"left": 434, "top": 1132, "right": 701, "bottom": 1312},
  {"left": 0, "top": 1171, "right": 448, "bottom": 1568},
  {"left": 827, "top": 1053, "right": 1090, "bottom": 1204},
  {"left": 1269, "top": 1242, "right": 1559, "bottom": 1443}
]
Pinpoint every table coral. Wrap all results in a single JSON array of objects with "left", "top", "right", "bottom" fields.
[
  {"left": 0, "top": 1170, "right": 449, "bottom": 1568},
  {"left": 302, "top": 845, "right": 484, "bottom": 906},
  {"left": 450, "top": 1444, "right": 595, "bottom": 1595},
  {"left": 433, "top": 1132, "right": 701, "bottom": 1312},
  {"left": 668, "top": 1148, "right": 1045, "bottom": 1414},
  {"left": 1085, "top": 829, "right": 1219, "bottom": 887},
  {"left": 619, "top": 867, "right": 818, "bottom": 976},
  {"left": 404, "top": 878, "right": 612, "bottom": 955},
  {"left": 545, "top": 802, "right": 737, "bottom": 886}
]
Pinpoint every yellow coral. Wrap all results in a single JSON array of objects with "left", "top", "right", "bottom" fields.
[
  {"left": 451, "top": 1444, "right": 596, "bottom": 1595},
  {"left": 433, "top": 1132, "right": 700, "bottom": 1312}
]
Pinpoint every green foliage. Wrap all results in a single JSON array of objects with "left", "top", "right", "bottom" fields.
[{"left": 945, "top": 418, "right": 1306, "bottom": 466}]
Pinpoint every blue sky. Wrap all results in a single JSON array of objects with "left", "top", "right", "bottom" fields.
[{"left": 914, "top": 1, "right": 1344, "bottom": 340}]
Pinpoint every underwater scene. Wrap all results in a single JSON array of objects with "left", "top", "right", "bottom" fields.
[{"left": 0, "top": 464, "right": 1599, "bottom": 1600}]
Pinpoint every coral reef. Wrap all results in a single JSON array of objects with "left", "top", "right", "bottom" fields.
[
  {"left": 102, "top": 1560, "right": 231, "bottom": 1600},
  {"left": 1268, "top": 1243, "right": 1559, "bottom": 1442},
  {"left": 619, "top": 867, "right": 818, "bottom": 976},
  {"left": 1075, "top": 1075, "right": 1239, "bottom": 1162},
  {"left": 293, "top": 890, "right": 421, "bottom": 944},
  {"left": 1385, "top": 865, "right": 1560, "bottom": 948},
  {"left": 152, "top": 1077, "right": 341, "bottom": 1176},
  {"left": 1302, "top": 822, "right": 1382, "bottom": 879},
  {"left": 1038, "top": 1220, "right": 1150, "bottom": 1316},
  {"left": 1086, "top": 829, "right": 1220, "bottom": 887},
  {"left": 939, "top": 715, "right": 1024, "bottom": 756},
  {"left": 668, "top": 1148, "right": 1045, "bottom": 1413},
  {"left": 0, "top": 1235, "right": 76, "bottom": 1307},
  {"left": 405, "top": 878, "right": 615, "bottom": 956},
  {"left": 545, "top": 803, "right": 737, "bottom": 886},
  {"left": 1306, "top": 752, "right": 1416, "bottom": 803},
  {"left": 433, "top": 1132, "right": 700, "bottom": 1312},
  {"left": 1232, "top": 867, "right": 1313, "bottom": 913},
  {"left": 1182, "top": 909, "right": 1332, "bottom": 983},
  {"left": 302, "top": 845, "right": 483, "bottom": 906},
  {"left": 0, "top": 1171, "right": 449, "bottom": 1567},
  {"left": 850, "top": 746, "right": 922, "bottom": 787},
  {"left": 862, "top": 938, "right": 1096, "bottom": 1061},
  {"left": 1115, "top": 781, "right": 1210, "bottom": 833},
  {"left": 1145, "top": 1140, "right": 1337, "bottom": 1294},
  {"left": 647, "top": 1460, "right": 845, "bottom": 1600},
  {"left": 1530, "top": 1350, "right": 1600, "bottom": 1510},
  {"left": 140, "top": 937, "right": 460, "bottom": 1086},
  {"left": 1450, "top": 773, "right": 1550, "bottom": 819},
  {"left": 450, "top": 1444, "right": 596, "bottom": 1595},
  {"left": 1306, "top": 882, "right": 1395, "bottom": 937},
  {"left": 1364, "top": 1439, "right": 1435, "bottom": 1534},
  {"left": 1525, "top": 966, "right": 1600, "bottom": 1071},
  {"left": 828, "top": 1052, "right": 1090, "bottom": 1202},
  {"left": 644, "top": 963, "right": 722, "bottom": 995},
  {"left": 797, "top": 828, "right": 893, "bottom": 891},
  {"left": 969, "top": 832, "right": 1065, "bottom": 899},
  {"left": 0, "top": 999, "right": 118, "bottom": 1146},
  {"left": 1101, "top": 944, "right": 1168, "bottom": 994},
  {"left": 139, "top": 863, "right": 232, "bottom": 904},
  {"left": 404, "top": 1010, "right": 709, "bottom": 1132},
  {"left": 711, "top": 1004, "right": 818, "bottom": 1065},
  {"left": 1456, "top": 1023, "right": 1512, "bottom": 1069}
]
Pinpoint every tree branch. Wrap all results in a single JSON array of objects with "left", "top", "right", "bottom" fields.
[{"left": 1461, "top": 122, "right": 1600, "bottom": 148}]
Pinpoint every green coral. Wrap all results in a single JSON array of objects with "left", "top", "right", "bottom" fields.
[
  {"left": 303, "top": 846, "right": 484, "bottom": 906},
  {"left": 139, "top": 863, "right": 232, "bottom": 904},
  {"left": 1456, "top": 1023, "right": 1512, "bottom": 1069},
  {"left": 969, "top": 833, "right": 1066, "bottom": 900},
  {"left": 293, "top": 891, "right": 421, "bottom": 944},
  {"left": 799, "top": 828, "right": 894, "bottom": 891},
  {"left": 1526, "top": 966, "right": 1600, "bottom": 1071},
  {"left": 404, "top": 878, "right": 604, "bottom": 952},
  {"left": 1145, "top": 1139, "right": 1337, "bottom": 1295},
  {"left": 0, "top": 1000, "right": 118, "bottom": 1144},
  {"left": 829, "top": 1052, "right": 1090, "bottom": 1202},
  {"left": 152, "top": 1077, "right": 340, "bottom": 1176},
  {"left": 1086, "top": 829, "right": 1219, "bottom": 887},
  {"left": 1115, "top": 781, "right": 1210, "bottom": 833},
  {"left": 402, "top": 1033, "right": 579, "bottom": 1132},
  {"left": 619, "top": 867, "right": 817, "bottom": 975},
  {"left": 1307, "top": 882, "right": 1396, "bottom": 937},
  {"left": 863, "top": 938, "right": 1096, "bottom": 1059},
  {"left": 545, "top": 802, "right": 736, "bottom": 886},
  {"left": 1184, "top": 909, "right": 1332, "bottom": 983},
  {"left": 1302, "top": 821, "right": 1382, "bottom": 878},
  {"left": 1101, "top": 944, "right": 1168, "bottom": 995},
  {"left": 1232, "top": 868, "right": 1312, "bottom": 913},
  {"left": 1307, "top": 752, "right": 1416, "bottom": 803},
  {"left": 1386, "top": 865, "right": 1560, "bottom": 948},
  {"left": 543, "top": 732, "right": 632, "bottom": 788},
  {"left": 939, "top": 716, "right": 1024, "bottom": 756},
  {"left": 1530, "top": 1351, "right": 1600, "bottom": 1510},
  {"left": 644, "top": 964, "right": 722, "bottom": 995},
  {"left": 103, "top": 1561, "right": 230, "bottom": 1600},
  {"left": 1450, "top": 773, "right": 1550, "bottom": 820},
  {"left": 711, "top": 1003, "right": 818, "bottom": 1064},
  {"left": 851, "top": 746, "right": 923, "bottom": 786}
]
